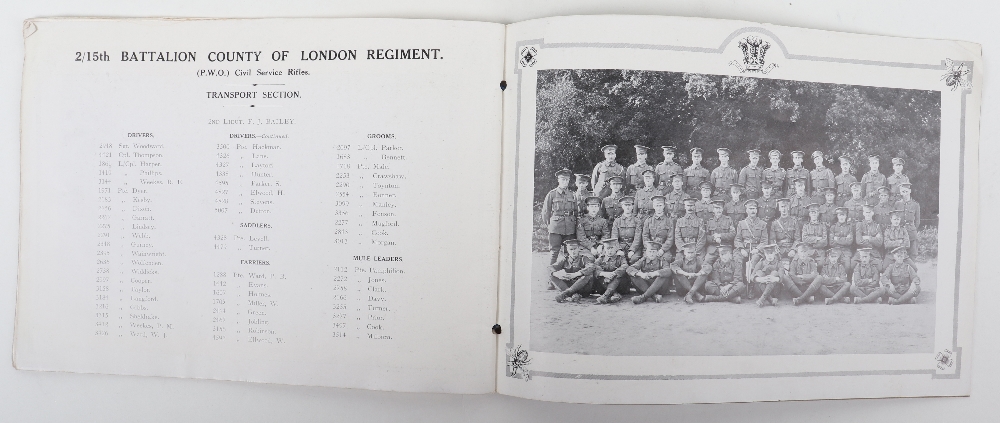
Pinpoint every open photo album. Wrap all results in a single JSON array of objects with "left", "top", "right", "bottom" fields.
[{"left": 14, "top": 15, "right": 981, "bottom": 404}]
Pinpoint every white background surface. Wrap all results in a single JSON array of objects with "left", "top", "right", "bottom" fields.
[{"left": 1, "top": 1, "right": 996, "bottom": 421}]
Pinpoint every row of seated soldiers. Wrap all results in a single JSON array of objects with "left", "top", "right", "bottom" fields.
[
  {"left": 549, "top": 237, "right": 920, "bottom": 308},
  {"left": 589, "top": 144, "right": 912, "bottom": 207}
]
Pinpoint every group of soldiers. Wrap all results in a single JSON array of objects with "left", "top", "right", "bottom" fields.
[{"left": 542, "top": 144, "right": 924, "bottom": 308}]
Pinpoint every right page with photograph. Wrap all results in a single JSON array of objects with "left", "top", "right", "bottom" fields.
[{"left": 496, "top": 15, "right": 981, "bottom": 404}]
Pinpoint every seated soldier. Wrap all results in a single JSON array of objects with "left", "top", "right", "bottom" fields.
[
  {"left": 694, "top": 181, "right": 715, "bottom": 221},
  {"left": 627, "top": 240, "right": 674, "bottom": 304},
  {"left": 789, "top": 177, "right": 811, "bottom": 222},
  {"left": 551, "top": 239, "right": 596, "bottom": 303},
  {"left": 757, "top": 182, "right": 779, "bottom": 222},
  {"left": 724, "top": 183, "right": 748, "bottom": 223},
  {"left": 593, "top": 238, "right": 631, "bottom": 304},
  {"left": 793, "top": 248, "right": 851, "bottom": 305},
  {"left": 770, "top": 197, "right": 800, "bottom": 259},
  {"left": 671, "top": 241, "right": 713, "bottom": 304},
  {"left": 611, "top": 195, "right": 643, "bottom": 263},
  {"left": 601, "top": 176, "right": 626, "bottom": 222},
  {"left": 577, "top": 196, "right": 609, "bottom": 257},
  {"left": 801, "top": 202, "right": 829, "bottom": 265},
  {"left": 843, "top": 181, "right": 866, "bottom": 222},
  {"left": 781, "top": 242, "right": 819, "bottom": 304},
  {"left": 752, "top": 244, "right": 782, "bottom": 307},
  {"left": 883, "top": 246, "right": 922, "bottom": 305},
  {"left": 851, "top": 247, "right": 886, "bottom": 304},
  {"left": 735, "top": 199, "right": 769, "bottom": 271},
  {"left": 664, "top": 173, "right": 691, "bottom": 219},
  {"left": 818, "top": 187, "right": 838, "bottom": 224},
  {"left": 674, "top": 197, "right": 706, "bottom": 259},
  {"left": 703, "top": 199, "right": 735, "bottom": 265},
  {"left": 873, "top": 186, "right": 893, "bottom": 226},
  {"left": 634, "top": 169, "right": 663, "bottom": 223},
  {"left": 641, "top": 195, "right": 675, "bottom": 256},
  {"left": 853, "top": 204, "right": 884, "bottom": 269},
  {"left": 693, "top": 245, "right": 745, "bottom": 304},
  {"left": 827, "top": 207, "right": 855, "bottom": 271},
  {"left": 882, "top": 210, "right": 916, "bottom": 271}
]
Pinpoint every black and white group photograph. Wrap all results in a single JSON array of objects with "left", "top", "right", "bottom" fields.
[{"left": 530, "top": 69, "right": 940, "bottom": 357}]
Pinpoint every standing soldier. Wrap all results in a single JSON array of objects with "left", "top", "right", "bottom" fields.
[
  {"left": 757, "top": 182, "right": 780, "bottom": 223},
  {"left": 641, "top": 195, "right": 675, "bottom": 257},
  {"left": 789, "top": 177, "right": 811, "bottom": 222},
  {"left": 828, "top": 207, "right": 855, "bottom": 271},
  {"left": 793, "top": 248, "right": 852, "bottom": 305},
  {"left": 895, "top": 183, "right": 921, "bottom": 259},
  {"left": 573, "top": 173, "right": 593, "bottom": 216},
  {"left": 724, "top": 183, "right": 748, "bottom": 223},
  {"left": 818, "top": 187, "right": 839, "bottom": 224},
  {"left": 710, "top": 147, "right": 737, "bottom": 200},
  {"left": 843, "top": 182, "right": 866, "bottom": 222},
  {"left": 593, "top": 238, "right": 631, "bottom": 304},
  {"left": 752, "top": 244, "right": 783, "bottom": 307},
  {"left": 577, "top": 196, "right": 610, "bottom": 258},
  {"left": 671, "top": 242, "right": 713, "bottom": 304},
  {"left": 786, "top": 151, "right": 811, "bottom": 197},
  {"left": 801, "top": 203, "right": 829, "bottom": 265},
  {"left": 853, "top": 204, "right": 884, "bottom": 270},
  {"left": 810, "top": 151, "right": 836, "bottom": 203},
  {"left": 873, "top": 186, "right": 894, "bottom": 226},
  {"left": 735, "top": 199, "right": 769, "bottom": 272},
  {"left": 883, "top": 246, "right": 921, "bottom": 305},
  {"left": 763, "top": 149, "right": 787, "bottom": 196},
  {"left": 633, "top": 169, "right": 662, "bottom": 223},
  {"left": 663, "top": 174, "right": 690, "bottom": 218},
  {"left": 627, "top": 240, "right": 674, "bottom": 304},
  {"left": 542, "top": 168, "right": 578, "bottom": 265},
  {"left": 781, "top": 242, "right": 820, "bottom": 304},
  {"left": 694, "top": 181, "right": 715, "bottom": 221},
  {"left": 611, "top": 196, "right": 643, "bottom": 263},
  {"left": 882, "top": 210, "right": 911, "bottom": 271},
  {"left": 861, "top": 155, "right": 887, "bottom": 205},
  {"left": 550, "top": 239, "right": 596, "bottom": 303},
  {"left": 655, "top": 145, "right": 683, "bottom": 190},
  {"left": 674, "top": 198, "right": 707, "bottom": 259},
  {"left": 738, "top": 149, "right": 765, "bottom": 199},
  {"left": 591, "top": 144, "right": 626, "bottom": 198},
  {"left": 704, "top": 200, "right": 736, "bottom": 265},
  {"left": 684, "top": 147, "right": 710, "bottom": 196},
  {"left": 601, "top": 176, "right": 626, "bottom": 222},
  {"left": 770, "top": 198, "right": 800, "bottom": 259},
  {"left": 835, "top": 156, "right": 857, "bottom": 206},
  {"left": 850, "top": 248, "right": 886, "bottom": 304},
  {"left": 626, "top": 145, "right": 653, "bottom": 193},
  {"left": 886, "top": 157, "right": 911, "bottom": 203},
  {"left": 694, "top": 245, "right": 746, "bottom": 304}
]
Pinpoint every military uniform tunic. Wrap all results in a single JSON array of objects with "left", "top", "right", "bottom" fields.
[
  {"left": 549, "top": 253, "right": 595, "bottom": 276},
  {"left": 861, "top": 170, "right": 887, "bottom": 205},
  {"left": 641, "top": 213, "right": 675, "bottom": 252},
  {"left": 594, "top": 253, "right": 630, "bottom": 293},
  {"left": 738, "top": 165, "right": 764, "bottom": 199},
  {"left": 810, "top": 166, "right": 836, "bottom": 201},
  {"left": 663, "top": 189, "right": 690, "bottom": 218},
  {"left": 576, "top": 215, "right": 609, "bottom": 250},
  {"left": 882, "top": 262, "right": 919, "bottom": 294},
  {"left": 611, "top": 214, "right": 643, "bottom": 256},
  {"left": 801, "top": 220, "right": 829, "bottom": 251},
  {"left": 883, "top": 225, "right": 910, "bottom": 251},
  {"left": 724, "top": 197, "right": 748, "bottom": 223},
  {"left": 895, "top": 197, "right": 921, "bottom": 257},
  {"left": 873, "top": 200, "right": 894, "bottom": 227},
  {"left": 625, "top": 162, "right": 654, "bottom": 193},
  {"left": 633, "top": 185, "right": 664, "bottom": 218},
  {"left": 819, "top": 260, "right": 850, "bottom": 288},
  {"left": 886, "top": 173, "right": 910, "bottom": 202},
  {"left": 843, "top": 197, "right": 866, "bottom": 222},
  {"left": 853, "top": 262, "right": 882, "bottom": 295},
  {"left": 854, "top": 220, "right": 884, "bottom": 259},
  {"left": 694, "top": 199, "right": 714, "bottom": 221},
  {"left": 541, "top": 187, "right": 577, "bottom": 235},
  {"left": 591, "top": 160, "right": 626, "bottom": 198},
  {"left": 655, "top": 161, "right": 683, "bottom": 190},
  {"left": 735, "top": 217, "right": 769, "bottom": 252},
  {"left": 818, "top": 202, "right": 838, "bottom": 224},
  {"left": 788, "top": 256, "right": 819, "bottom": 284},
  {"left": 574, "top": 189, "right": 594, "bottom": 216},
  {"left": 601, "top": 192, "right": 625, "bottom": 222},
  {"left": 757, "top": 195, "right": 779, "bottom": 222},
  {"left": 786, "top": 166, "right": 811, "bottom": 197},
  {"left": 769, "top": 215, "right": 800, "bottom": 254},
  {"left": 828, "top": 221, "right": 855, "bottom": 262},
  {"left": 705, "top": 215, "right": 736, "bottom": 247},
  {"left": 789, "top": 193, "right": 811, "bottom": 222},
  {"left": 673, "top": 214, "right": 706, "bottom": 252},
  {"left": 763, "top": 166, "right": 787, "bottom": 195},
  {"left": 835, "top": 172, "right": 857, "bottom": 205},
  {"left": 710, "top": 165, "right": 737, "bottom": 198},
  {"left": 626, "top": 255, "right": 673, "bottom": 278},
  {"left": 709, "top": 258, "right": 744, "bottom": 285},
  {"left": 671, "top": 254, "right": 712, "bottom": 277},
  {"left": 684, "top": 164, "right": 710, "bottom": 196}
]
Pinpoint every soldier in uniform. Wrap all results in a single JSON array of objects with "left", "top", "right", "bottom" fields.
[
  {"left": 573, "top": 173, "right": 594, "bottom": 216},
  {"left": 710, "top": 147, "right": 737, "bottom": 200},
  {"left": 763, "top": 149, "right": 787, "bottom": 196},
  {"left": 882, "top": 210, "right": 917, "bottom": 271},
  {"left": 789, "top": 177, "right": 811, "bottom": 222},
  {"left": 703, "top": 200, "right": 736, "bottom": 264},
  {"left": 835, "top": 156, "right": 857, "bottom": 206},
  {"left": 541, "top": 168, "right": 578, "bottom": 265},
  {"left": 627, "top": 240, "right": 674, "bottom": 304},
  {"left": 793, "top": 248, "right": 851, "bottom": 305},
  {"left": 895, "top": 183, "right": 921, "bottom": 259},
  {"left": 770, "top": 198, "right": 800, "bottom": 259},
  {"left": 684, "top": 147, "right": 710, "bottom": 196},
  {"left": 827, "top": 207, "right": 855, "bottom": 271},
  {"left": 752, "top": 244, "right": 783, "bottom": 307},
  {"left": 671, "top": 242, "right": 713, "bottom": 304},
  {"left": 591, "top": 144, "right": 626, "bottom": 198},
  {"left": 655, "top": 145, "right": 683, "bottom": 190},
  {"left": 593, "top": 238, "right": 631, "bottom": 304},
  {"left": 843, "top": 182, "right": 866, "bottom": 222},
  {"left": 883, "top": 246, "right": 921, "bottom": 305},
  {"left": 738, "top": 149, "right": 764, "bottom": 199},
  {"left": 674, "top": 198, "right": 706, "bottom": 260},
  {"left": 551, "top": 239, "right": 596, "bottom": 303},
  {"left": 693, "top": 245, "right": 746, "bottom": 304},
  {"left": 625, "top": 145, "right": 653, "bottom": 193},
  {"left": 810, "top": 151, "right": 836, "bottom": 204},
  {"left": 663, "top": 173, "right": 690, "bottom": 218},
  {"left": 801, "top": 203, "right": 829, "bottom": 265},
  {"left": 610, "top": 196, "right": 643, "bottom": 263},
  {"left": 601, "top": 176, "right": 626, "bottom": 222},
  {"left": 735, "top": 199, "right": 769, "bottom": 272},
  {"left": 818, "top": 187, "right": 839, "bottom": 224},
  {"left": 886, "top": 157, "right": 911, "bottom": 203},
  {"left": 724, "top": 183, "right": 748, "bottom": 223},
  {"left": 873, "top": 186, "right": 894, "bottom": 227},
  {"left": 786, "top": 151, "right": 811, "bottom": 197},
  {"left": 641, "top": 195, "right": 675, "bottom": 257},
  {"left": 757, "top": 182, "right": 779, "bottom": 223},
  {"left": 781, "top": 242, "right": 820, "bottom": 304},
  {"left": 861, "top": 155, "right": 887, "bottom": 205},
  {"left": 576, "top": 196, "right": 609, "bottom": 257},
  {"left": 633, "top": 169, "right": 663, "bottom": 223},
  {"left": 853, "top": 204, "right": 884, "bottom": 270},
  {"left": 850, "top": 247, "right": 886, "bottom": 304},
  {"left": 694, "top": 181, "right": 715, "bottom": 221}
]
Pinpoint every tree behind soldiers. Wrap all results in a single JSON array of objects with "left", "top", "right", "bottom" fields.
[
  {"left": 655, "top": 145, "right": 683, "bottom": 190},
  {"left": 810, "top": 151, "right": 836, "bottom": 204},
  {"left": 861, "top": 155, "right": 887, "bottom": 205},
  {"left": 769, "top": 198, "right": 800, "bottom": 258},
  {"left": 577, "top": 196, "right": 609, "bottom": 257},
  {"left": 883, "top": 246, "right": 921, "bottom": 304},
  {"left": 711, "top": 148, "right": 737, "bottom": 200},
  {"left": 551, "top": 239, "right": 596, "bottom": 303},
  {"left": 851, "top": 248, "right": 886, "bottom": 304},
  {"left": 835, "top": 156, "right": 857, "bottom": 206},
  {"left": 738, "top": 149, "right": 764, "bottom": 199},
  {"left": 786, "top": 151, "right": 811, "bottom": 197},
  {"left": 541, "top": 168, "right": 578, "bottom": 265},
  {"left": 694, "top": 245, "right": 745, "bottom": 303},
  {"left": 895, "top": 183, "right": 921, "bottom": 259},
  {"left": 591, "top": 145, "right": 625, "bottom": 198},
  {"left": 627, "top": 240, "right": 674, "bottom": 304},
  {"left": 601, "top": 176, "right": 626, "bottom": 221},
  {"left": 634, "top": 169, "right": 662, "bottom": 223},
  {"left": 886, "top": 157, "right": 911, "bottom": 203},
  {"left": 626, "top": 145, "right": 653, "bottom": 194},
  {"left": 611, "top": 196, "right": 643, "bottom": 263},
  {"left": 752, "top": 244, "right": 782, "bottom": 307},
  {"left": 684, "top": 147, "right": 710, "bottom": 196},
  {"left": 594, "top": 238, "right": 631, "bottom": 304},
  {"left": 763, "top": 150, "right": 787, "bottom": 196},
  {"left": 672, "top": 242, "right": 713, "bottom": 304},
  {"left": 704, "top": 199, "right": 735, "bottom": 265}
]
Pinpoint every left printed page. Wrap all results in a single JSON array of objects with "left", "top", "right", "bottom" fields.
[{"left": 15, "top": 18, "right": 504, "bottom": 394}]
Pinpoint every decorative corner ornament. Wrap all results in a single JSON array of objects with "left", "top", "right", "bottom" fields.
[
  {"left": 941, "top": 59, "right": 972, "bottom": 91},
  {"left": 730, "top": 36, "right": 777, "bottom": 74},
  {"left": 935, "top": 349, "right": 955, "bottom": 370},
  {"left": 505, "top": 345, "right": 532, "bottom": 381},
  {"left": 519, "top": 46, "right": 538, "bottom": 68}
]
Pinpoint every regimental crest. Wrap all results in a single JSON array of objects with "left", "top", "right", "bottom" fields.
[
  {"left": 730, "top": 36, "right": 777, "bottom": 74},
  {"left": 505, "top": 344, "right": 532, "bottom": 381},
  {"left": 941, "top": 58, "right": 972, "bottom": 91},
  {"left": 519, "top": 46, "right": 538, "bottom": 68},
  {"left": 935, "top": 349, "right": 955, "bottom": 370}
]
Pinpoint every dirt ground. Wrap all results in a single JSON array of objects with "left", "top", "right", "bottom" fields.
[{"left": 528, "top": 252, "right": 936, "bottom": 356}]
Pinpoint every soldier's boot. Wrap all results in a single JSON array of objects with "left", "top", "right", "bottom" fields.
[
  {"left": 555, "top": 292, "right": 569, "bottom": 303},
  {"left": 653, "top": 294, "right": 665, "bottom": 303},
  {"left": 690, "top": 291, "right": 705, "bottom": 303},
  {"left": 595, "top": 294, "right": 610, "bottom": 304},
  {"left": 632, "top": 294, "right": 647, "bottom": 305},
  {"left": 609, "top": 292, "right": 622, "bottom": 303},
  {"left": 569, "top": 293, "right": 582, "bottom": 303},
  {"left": 702, "top": 295, "right": 723, "bottom": 302},
  {"left": 732, "top": 296, "right": 742, "bottom": 304}
]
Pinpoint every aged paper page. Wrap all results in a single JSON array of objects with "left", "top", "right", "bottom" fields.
[
  {"left": 497, "top": 15, "right": 980, "bottom": 403},
  {"left": 16, "top": 18, "right": 504, "bottom": 394}
]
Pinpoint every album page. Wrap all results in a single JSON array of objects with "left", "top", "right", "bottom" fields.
[
  {"left": 496, "top": 15, "right": 980, "bottom": 403},
  {"left": 15, "top": 18, "right": 505, "bottom": 394}
]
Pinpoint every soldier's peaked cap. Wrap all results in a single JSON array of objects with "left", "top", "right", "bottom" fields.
[
  {"left": 777, "top": 197, "right": 791, "bottom": 203},
  {"left": 563, "top": 239, "right": 581, "bottom": 246},
  {"left": 744, "top": 199, "right": 759, "bottom": 207},
  {"left": 641, "top": 169, "right": 656, "bottom": 176},
  {"left": 682, "top": 197, "right": 697, "bottom": 204},
  {"left": 699, "top": 181, "right": 714, "bottom": 190},
  {"left": 858, "top": 247, "right": 873, "bottom": 253},
  {"left": 600, "top": 237, "right": 619, "bottom": 244},
  {"left": 618, "top": 195, "right": 636, "bottom": 203},
  {"left": 892, "top": 157, "right": 905, "bottom": 165},
  {"left": 608, "top": 176, "right": 624, "bottom": 184},
  {"left": 601, "top": 144, "right": 618, "bottom": 152},
  {"left": 899, "top": 182, "right": 912, "bottom": 189},
  {"left": 555, "top": 168, "right": 573, "bottom": 177},
  {"left": 661, "top": 145, "right": 677, "bottom": 152},
  {"left": 761, "top": 244, "right": 778, "bottom": 252},
  {"left": 711, "top": 199, "right": 725, "bottom": 206},
  {"left": 891, "top": 246, "right": 908, "bottom": 255},
  {"left": 769, "top": 149, "right": 782, "bottom": 156},
  {"left": 747, "top": 149, "right": 761, "bottom": 155},
  {"left": 690, "top": 147, "right": 704, "bottom": 154},
  {"left": 807, "top": 202, "right": 821, "bottom": 209},
  {"left": 791, "top": 150, "right": 805, "bottom": 156},
  {"left": 585, "top": 196, "right": 602, "bottom": 205},
  {"left": 811, "top": 151, "right": 824, "bottom": 158},
  {"left": 681, "top": 242, "right": 697, "bottom": 250},
  {"left": 835, "top": 207, "right": 848, "bottom": 214},
  {"left": 650, "top": 195, "right": 666, "bottom": 202},
  {"left": 717, "top": 147, "right": 731, "bottom": 155},
  {"left": 633, "top": 145, "right": 650, "bottom": 153},
  {"left": 646, "top": 240, "right": 663, "bottom": 249},
  {"left": 574, "top": 173, "right": 590, "bottom": 181}
]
